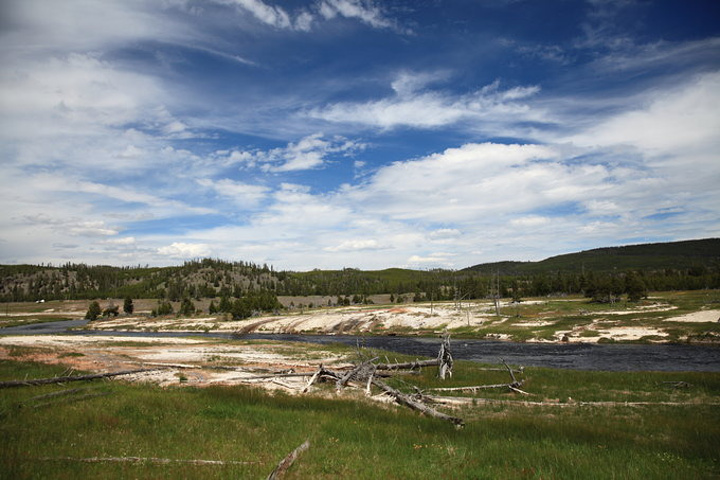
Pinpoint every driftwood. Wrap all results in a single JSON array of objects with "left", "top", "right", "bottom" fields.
[
  {"left": 266, "top": 439, "right": 310, "bottom": 480},
  {"left": 0, "top": 368, "right": 162, "bottom": 389}
]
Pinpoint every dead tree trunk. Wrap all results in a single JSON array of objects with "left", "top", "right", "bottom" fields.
[
  {"left": 371, "top": 378, "right": 464, "bottom": 427},
  {"left": 375, "top": 359, "right": 437, "bottom": 370},
  {"left": 437, "top": 334, "right": 453, "bottom": 380},
  {"left": 266, "top": 439, "right": 310, "bottom": 480}
]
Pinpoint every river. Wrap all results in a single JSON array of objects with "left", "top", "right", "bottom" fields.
[{"left": 2, "top": 320, "right": 719, "bottom": 372}]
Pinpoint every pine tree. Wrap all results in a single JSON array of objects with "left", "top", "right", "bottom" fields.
[
  {"left": 123, "top": 297, "right": 134, "bottom": 315},
  {"left": 85, "top": 301, "right": 101, "bottom": 321}
]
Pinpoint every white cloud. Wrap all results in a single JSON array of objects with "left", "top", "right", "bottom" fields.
[
  {"left": 570, "top": 71, "right": 720, "bottom": 156},
  {"left": 229, "top": 133, "right": 365, "bottom": 172},
  {"left": 157, "top": 242, "right": 212, "bottom": 258},
  {"left": 407, "top": 252, "right": 455, "bottom": 266},
  {"left": 429, "top": 228, "right": 461, "bottom": 239},
  {"left": 197, "top": 178, "right": 270, "bottom": 207},
  {"left": 324, "top": 239, "right": 384, "bottom": 252},
  {"left": 309, "top": 76, "right": 544, "bottom": 130},
  {"left": 319, "top": 0, "right": 404, "bottom": 32},
  {"left": 104, "top": 237, "right": 137, "bottom": 245},
  {"left": 510, "top": 216, "right": 550, "bottom": 227},
  {"left": 212, "top": 0, "right": 403, "bottom": 32},
  {"left": 224, "top": 0, "right": 292, "bottom": 29}
]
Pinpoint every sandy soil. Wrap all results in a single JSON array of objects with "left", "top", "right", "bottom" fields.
[
  {"left": 80, "top": 301, "right": 686, "bottom": 344},
  {"left": 663, "top": 309, "right": 720, "bottom": 323},
  {"left": 0, "top": 335, "right": 348, "bottom": 391}
]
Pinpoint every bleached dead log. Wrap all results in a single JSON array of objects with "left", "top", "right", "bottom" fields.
[
  {"left": 375, "top": 359, "right": 438, "bottom": 370},
  {"left": 371, "top": 378, "right": 464, "bottom": 427},
  {"left": 426, "top": 383, "right": 524, "bottom": 393},
  {"left": 301, "top": 367, "right": 323, "bottom": 393},
  {"left": 336, "top": 357, "right": 378, "bottom": 390},
  {"left": 0, "top": 368, "right": 163, "bottom": 389},
  {"left": 365, "top": 367, "right": 376, "bottom": 396},
  {"left": 266, "top": 439, "right": 310, "bottom": 480}
]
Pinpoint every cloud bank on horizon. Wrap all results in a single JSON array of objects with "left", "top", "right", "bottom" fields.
[{"left": 1, "top": 0, "right": 719, "bottom": 270}]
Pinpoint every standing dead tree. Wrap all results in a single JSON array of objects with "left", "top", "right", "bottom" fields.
[{"left": 437, "top": 334, "right": 453, "bottom": 380}]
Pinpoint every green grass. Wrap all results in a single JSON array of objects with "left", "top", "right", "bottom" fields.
[{"left": 1, "top": 358, "right": 719, "bottom": 479}]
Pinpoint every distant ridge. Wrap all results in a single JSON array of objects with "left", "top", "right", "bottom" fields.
[{"left": 463, "top": 238, "right": 720, "bottom": 275}]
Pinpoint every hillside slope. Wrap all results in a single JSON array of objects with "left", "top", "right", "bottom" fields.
[{"left": 464, "top": 238, "right": 720, "bottom": 275}]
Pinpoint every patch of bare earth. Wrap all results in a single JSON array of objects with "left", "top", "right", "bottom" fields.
[{"left": 0, "top": 335, "right": 348, "bottom": 392}]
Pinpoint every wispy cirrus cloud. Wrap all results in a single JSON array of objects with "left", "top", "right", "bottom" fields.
[
  {"left": 309, "top": 74, "right": 544, "bottom": 131},
  {"left": 222, "top": 133, "right": 365, "bottom": 172},
  {"left": 214, "top": 0, "right": 406, "bottom": 32}
]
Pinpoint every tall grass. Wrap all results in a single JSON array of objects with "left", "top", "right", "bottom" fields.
[{"left": 1, "top": 359, "right": 719, "bottom": 479}]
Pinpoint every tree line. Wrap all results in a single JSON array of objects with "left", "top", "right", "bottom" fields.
[{"left": 2, "top": 259, "right": 718, "bottom": 306}]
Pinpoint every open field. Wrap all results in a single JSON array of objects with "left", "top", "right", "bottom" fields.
[
  {"left": 3, "top": 290, "right": 719, "bottom": 344},
  {"left": 1, "top": 339, "right": 719, "bottom": 479}
]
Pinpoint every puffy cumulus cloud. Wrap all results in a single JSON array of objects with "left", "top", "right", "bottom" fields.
[
  {"left": 157, "top": 242, "right": 212, "bottom": 259},
  {"left": 227, "top": 133, "right": 365, "bottom": 172},
  {"left": 309, "top": 75, "right": 544, "bottom": 130},
  {"left": 342, "top": 142, "right": 566, "bottom": 222}
]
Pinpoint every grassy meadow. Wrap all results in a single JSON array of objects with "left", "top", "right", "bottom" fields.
[{"left": 1, "top": 353, "right": 719, "bottom": 479}]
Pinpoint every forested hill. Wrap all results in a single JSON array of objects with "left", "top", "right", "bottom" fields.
[
  {"left": 0, "top": 239, "right": 718, "bottom": 303},
  {"left": 463, "top": 238, "right": 720, "bottom": 275}
]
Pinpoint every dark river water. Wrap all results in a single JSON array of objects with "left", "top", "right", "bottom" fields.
[{"left": 2, "top": 320, "right": 719, "bottom": 372}]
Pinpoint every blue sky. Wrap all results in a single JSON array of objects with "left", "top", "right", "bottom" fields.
[{"left": 1, "top": 0, "right": 719, "bottom": 270}]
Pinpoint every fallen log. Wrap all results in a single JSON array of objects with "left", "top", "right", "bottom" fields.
[
  {"left": 301, "top": 366, "right": 325, "bottom": 393},
  {"left": 266, "top": 439, "right": 310, "bottom": 480},
  {"left": 337, "top": 357, "right": 378, "bottom": 391},
  {"left": 0, "top": 368, "right": 163, "bottom": 389},
  {"left": 374, "top": 359, "right": 437, "bottom": 370},
  {"left": 371, "top": 378, "right": 464, "bottom": 428},
  {"left": 426, "top": 383, "right": 524, "bottom": 393}
]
